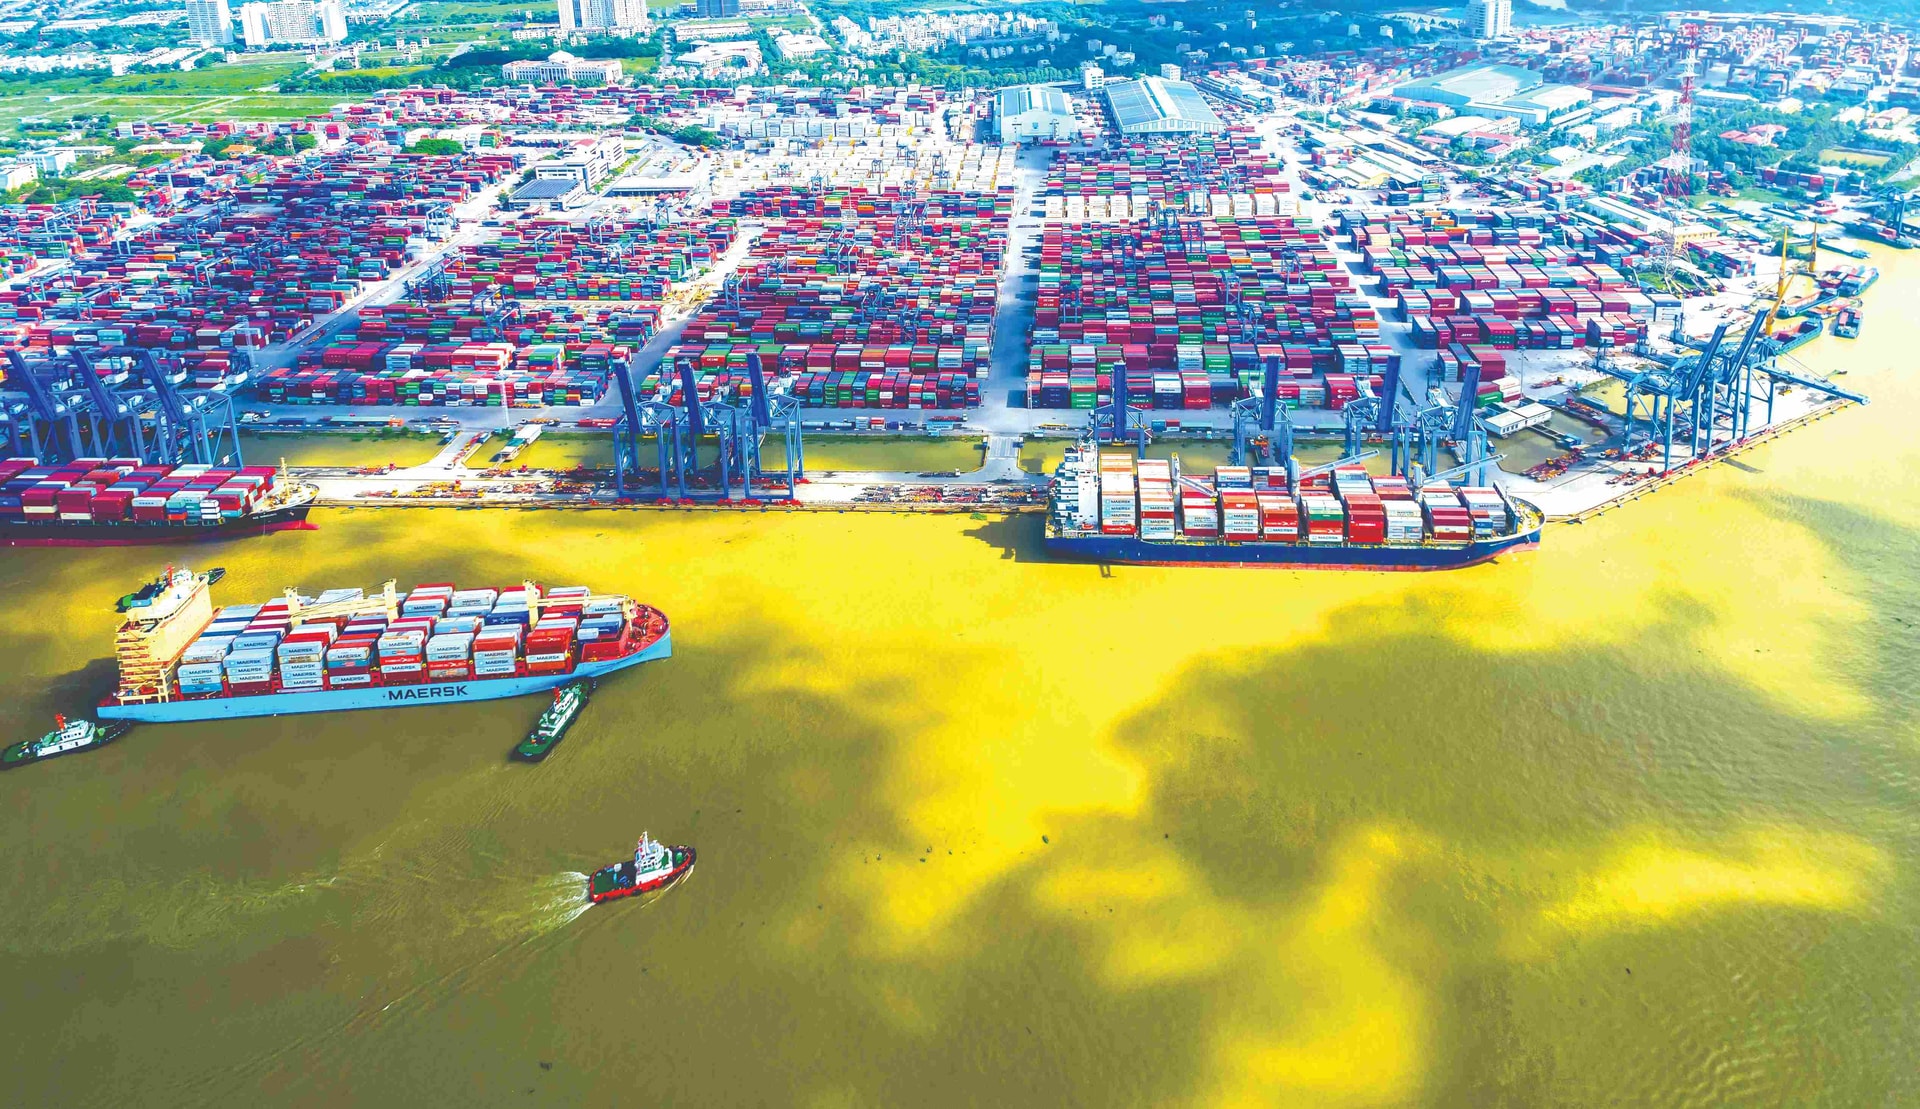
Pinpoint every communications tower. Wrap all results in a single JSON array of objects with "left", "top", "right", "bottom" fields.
[{"left": 1664, "top": 24, "right": 1700, "bottom": 198}]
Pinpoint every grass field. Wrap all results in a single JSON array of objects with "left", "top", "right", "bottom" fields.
[
  {"left": 467, "top": 433, "right": 986, "bottom": 474},
  {"left": 1819, "top": 147, "right": 1893, "bottom": 169},
  {"left": 1, "top": 87, "right": 339, "bottom": 128},
  {"left": 800, "top": 435, "right": 984, "bottom": 473},
  {"left": 240, "top": 430, "right": 445, "bottom": 469},
  {"left": 393, "top": 0, "right": 555, "bottom": 24}
]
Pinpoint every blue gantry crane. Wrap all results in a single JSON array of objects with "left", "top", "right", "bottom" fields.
[
  {"left": 609, "top": 350, "right": 801, "bottom": 500},
  {"left": 1619, "top": 307, "right": 1866, "bottom": 472},
  {"left": 1, "top": 347, "right": 243, "bottom": 466}
]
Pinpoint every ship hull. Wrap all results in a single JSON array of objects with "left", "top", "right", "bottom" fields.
[
  {"left": 1, "top": 500, "right": 315, "bottom": 548},
  {"left": 1044, "top": 527, "right": 1541, "bottom": 570},
  {"left": 588, "top": 847, "right": 696, "bottom": 904},
  {"left": 99, "top": 634, "right": 670, "bottom": 723},
  {"left": 0, "top": 723, "right": 132, "bottom": 770}
]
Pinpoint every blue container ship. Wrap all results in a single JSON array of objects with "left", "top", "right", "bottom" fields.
[{"left": 96, "top": 568, "right": 670, "bottom": 724}]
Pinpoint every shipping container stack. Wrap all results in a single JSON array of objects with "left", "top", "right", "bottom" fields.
[
  {"left": 1340, "top": 207, "right": 1661, "bottom": 358},
  {"left": 0, "top": 151, "right": 518, "bottom": 356},
  {"left": 441, "top": 218, "right": 737, "bottom": 302},
  {"left": 0, "top": 455, "right": 280, "bottom": 526},
  {"left": 1057, "top": 449, "right": 1510, "bottom": 548},
  {"left": 1025, "top": 217, "right": 1390, "bottom": 411},
  {"left": 657, "top": 187, "right": 1010, "bottom": 410},
  {"left": 0, "top": 200, "right": 127, "bottom": 276},
  {"left": 166, "top": 582, "right": 645, "bottom": 698},
  {"left": 259, "top": 300, "right": 656, "bottom": 407},
  {"left": 1042, "top": 137, "right": 1290, "bottom": 221}
]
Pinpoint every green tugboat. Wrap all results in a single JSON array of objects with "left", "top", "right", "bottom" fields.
[
  {"left": 2, "top": 714, "right": 133, "bottom": 770},
  {"left": 513, "top": 678, "right": 594, "bottom": 762}
]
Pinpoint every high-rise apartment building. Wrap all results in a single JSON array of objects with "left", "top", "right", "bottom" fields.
[
  {"left": 558, "top": 0, "right": 648, "bottom": 36},
  {"left": 1466, "top": 0, "right": 1511, "bottom": 40},
  {"left": 238, "top": 0, "right": 346, "bottom": 47},
  {"left": 184, "top": 0, "right": 235, "bottom": 47}
]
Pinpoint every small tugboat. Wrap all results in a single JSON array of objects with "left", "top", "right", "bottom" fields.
[
  {"left": 513, "top": 678, "right": 593, "bottom": 762},
  {"left": 587, "top": 833, "right": 695, "bottom": 904},
  {"left": 2, "top": 714, "right": 133, "bottom": 770}
]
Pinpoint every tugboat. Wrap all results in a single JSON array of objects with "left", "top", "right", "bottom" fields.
[
  {"left": 2, "top": 714, "right": 133, "bottom": 770},
  {"left": 513, "top": 678, "right": 593, "bottom": 762},
  {"left": 587, "top": 833, "right": 695, "bottom": 904}
]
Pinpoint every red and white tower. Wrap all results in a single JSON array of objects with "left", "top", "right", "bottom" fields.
[{"left": 1665, "top": 24, "right": 1701, "bottom": 198}]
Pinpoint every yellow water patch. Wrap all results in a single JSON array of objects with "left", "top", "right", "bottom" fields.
[
  {"left": 1201, "top": 826, "right": 1431, "bottom": 1108},
  {"left": 1536, "top": 826, "right": 1886, "bottom": 941}
]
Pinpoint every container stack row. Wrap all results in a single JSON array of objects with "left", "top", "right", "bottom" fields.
[
  {"left": 1043, "top": 137, "right": 1290, "bottom": 215},
  {"left": 258, "top": 301, "right": 650, "bottom": 406},
  {"left": 662, "top": 188, "right": 1010, "bottom": 409},
  {"left": 0, "top": 200, "right": 127, "bottom": 275},
  {"left": 1027, "top": 217, "right": 1402, "bottom": 410},
  {"left": 0, "top": 151, "right": 518, "bottom": 354},
  {"left": 439, "top": 218, "right": 738, "bottom": 302},
  {"left": 0, "top": 456, "right": 281, "bottom": 526}
]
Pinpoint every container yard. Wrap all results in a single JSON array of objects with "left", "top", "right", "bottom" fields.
[
  {"left": 659, "top": 186, "right": 1011, "bottom": 411},
  {"left": 1026, "top": 217, "right": 1391, "bottom": 412},
  {"left": 0, "top": 151, "right": 518, "bottom": 354}
]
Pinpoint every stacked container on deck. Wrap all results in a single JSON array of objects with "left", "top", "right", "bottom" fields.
[
  {"left": 1070, "top": 451, "right": 1512, "bottom": 547},
  {"left": 0, "top": 456, "right": 279, "bottom": 526},
  {"left": 166, "top": 582, "right": 640, "bottom": 698}
]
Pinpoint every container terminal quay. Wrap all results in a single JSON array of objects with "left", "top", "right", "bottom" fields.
[{"left": 0, "top": 17, "right": 1898, "bottom": 546}]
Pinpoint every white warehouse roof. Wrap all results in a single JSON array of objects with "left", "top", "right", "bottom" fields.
[{"left": 1104, "top": 77, "right": 1225, "bottom": 135}]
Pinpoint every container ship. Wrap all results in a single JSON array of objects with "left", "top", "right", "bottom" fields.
[
  {"left": 0, "top": 457, "right": 316, "bottom": 546},
  {"left": 1823, "top": 264, "right": 1878, "bottom": 298},
  {"left": 96, "top": 567, "right": 670, "bottom": 723},
  {"left": 1045, "top": 446, "right": 1542, "bottom": 570}
]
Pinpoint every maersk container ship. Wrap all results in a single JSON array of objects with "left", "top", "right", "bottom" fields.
[
  {"left": 1045, "top": 445, "right": 1542, "bottom": 570},
  {"left": 97, "top": 568, "right": 670, "bottom": 724}
]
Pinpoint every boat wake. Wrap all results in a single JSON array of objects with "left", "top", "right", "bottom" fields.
[{"left": 535, "top": 871, "right": 594, "bottom": 931}]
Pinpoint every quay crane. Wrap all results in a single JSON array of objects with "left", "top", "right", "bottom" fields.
[
  {"left": 608, "top": 350, "right": 801, "bottom": 502},
  {"left": 1620, "top": 308, "right": 1865, "bottom": 473},
  {"left": 1, "top": 348, "right": 244, "bottom": 466}
]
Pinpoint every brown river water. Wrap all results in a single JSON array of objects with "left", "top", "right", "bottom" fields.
[{"left": 3, "top": 249, "right": 1919, "bottom": 1106}]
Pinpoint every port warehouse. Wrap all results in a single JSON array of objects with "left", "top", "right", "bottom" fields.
[
  {"left": 0, "top": 74, "right": 1836, "bottom": 431},
  {"left": 116, "top": 579, "right": 665, "bottom": 703}
]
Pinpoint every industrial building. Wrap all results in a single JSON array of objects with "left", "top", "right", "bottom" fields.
[
  {"left": 503, "top": 51, "right": 626, "bottom": 86},
  {"left": 993, "top": 84, "right": 1075, "bottom": 142},
  {"left": 505, "top": 177, "right": 589, "bottom": 211},
  {"left": 184, "top": 0, "right": 234, "bottom": 47},
  {"left": 533, "top": 136, "right": 625, "bottom": 189},
  {"left": 1394, "top": 64, "right": 1591, "bottom": 128},
  {"left": 1104, "top": 77, "right": 1225, "bottom": 136}
]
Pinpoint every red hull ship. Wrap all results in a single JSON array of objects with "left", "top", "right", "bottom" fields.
[{"left": 588, "top": 834, "right": 694, "bottom": 904}]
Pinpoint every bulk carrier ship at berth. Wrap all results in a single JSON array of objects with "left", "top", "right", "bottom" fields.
[
  {"left": 97, "top": 567, "right": 670, "bottom": 724},
  {"left": 1045, "top": 444, "right": 1542, "bottom": 570}
]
